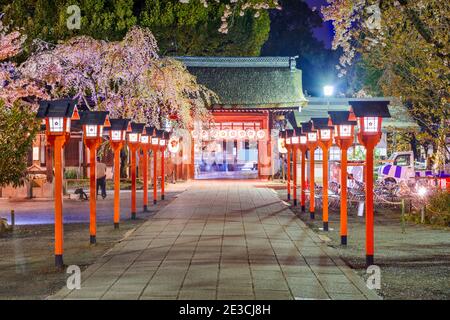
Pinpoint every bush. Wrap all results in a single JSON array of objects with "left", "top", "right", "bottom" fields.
[
  {"left": 426, "top": 191, "right": 450, "bottom": 227},
  {"left": 64, "top": 169, "right": 78, "bottom": 179}
]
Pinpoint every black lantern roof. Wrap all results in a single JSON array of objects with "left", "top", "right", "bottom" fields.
[
  {"left": 328, "top": 111, "right": 357, "bottom": 125},
  {"left": 79, "top": 111, "right": 109, "bottom": 125},
  {"left": 301, "top": 122, "right": 314, "bottom": 133},
  {"left": 36, "top": 99, "right": 77, "bottom": 118},
  {"left": 155, "top": 130, "right": 166, "bottom": 139},
  {"left": 348, "top": 101, "right": 391, "bottom": 118},
  {"left": 285, "top": 129, "right": 295, "bottom": 138},
  {"left": 106, "top": 119, "right": 130, "bottom": 131},
  {"left": 145, "top": 127, "right": 156, "bottom": 136},
  {"left": 311, "top": 117, "right": 333, "bottom": 130},
  {"left": 130, "top": 123, "right": 145, "bottom": 134},
  {"left": 293, "top": 128, "right": 302, "bottom": 136}
]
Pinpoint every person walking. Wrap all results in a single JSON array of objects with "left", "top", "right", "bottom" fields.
[{"left": 96, "top": 156, "right": 107, "bottom": 199}]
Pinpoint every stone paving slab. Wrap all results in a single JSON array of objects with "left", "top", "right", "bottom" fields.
[{"left": 51, "top": 181, "right": 380, "bottom": 300}]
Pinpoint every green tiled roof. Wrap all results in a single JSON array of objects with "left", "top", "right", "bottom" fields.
[
  {"left": 292, "top": 97, "right": 419, "bottom": 131},
  {"left": 175, "top": 57, "right": 307, "bottom": 109}
]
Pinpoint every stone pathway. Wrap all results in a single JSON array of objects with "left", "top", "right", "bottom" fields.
[{"left": 51, "top": 181, "right": 380, "bottom": 300}]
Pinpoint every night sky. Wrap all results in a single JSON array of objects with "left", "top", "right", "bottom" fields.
[{"left": 304, "top": 0, "right": 334, "bottom": 49}]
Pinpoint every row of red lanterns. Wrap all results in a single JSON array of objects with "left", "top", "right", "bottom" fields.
[
  {"left": 282, "top": 101, "right": 391, "bottom": 267},
  {"left": 37, "top": 99, "right": 170, "bottom": 268}
]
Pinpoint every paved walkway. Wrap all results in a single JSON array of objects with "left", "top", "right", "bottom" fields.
[{"left": 52, "top": 181, "right": 380, "bottom": 300}]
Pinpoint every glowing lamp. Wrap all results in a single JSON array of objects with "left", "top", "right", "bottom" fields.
[
  {"left": 128, "top": 123, "right": 145, "bottom": 144},
  {"left": 300, "top": 135, "right": 307, "bottom": 145},
  {"left": 291, "top": 136, "right": 300, "bottom": 145},
  {"left": 348, "top": 101, "right": 391, "bottom": 137},
  {"left": 286, "top": 138, "right": 292, "bottom": 145},
  {"left": 37, "top": 99, "right": 77, "bottom": 135},
  {"left": 79, "top": 111, "right": 109, "bottom": 140},
  {"left": 307, "top": 132, "right": 317, "bottom": 143},
  {"left": 106, "top": 119, "right": 129, "bottom": 142}
]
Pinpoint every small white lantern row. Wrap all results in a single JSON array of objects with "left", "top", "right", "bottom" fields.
[{"left": 191, "top": 128, "right": 267, "bottom": 141}]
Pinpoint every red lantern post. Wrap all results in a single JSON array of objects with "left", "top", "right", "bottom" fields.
[
  {"left": 159, "top": 133, "right": 168, "bottom": 200},
  {"left": 107, "top": 119, "right": 130, "bottom": 229},
  {"left": 151, "top": 132, "right": 161, "bottom": 205},
  {"left": 284, "top": 131, "right": 293, "bottom": 201},
  {"left": 328, "top": 111, "right": 356, "bottom": 245},
  {"left": 37, "top": 99, "right": 77, "bottom": 268},
  {"left": 127, "top": 123, "right": 145, "bottom": 220},
  {"left": 80, "top": 111, "right": 109, "bottom": 244},
  {"left": 299, "top": 135, "right": 308, "bottom": 213},
  {"left": 141, "top": 127, "right": 152, "bottom": 212},
  {"left": 349, "top": 101, "right": 391, "bottom": 266},
  {"left": 302, "top": 122, "right": 319, "bottom": 219},
  {"left": 312, "top": 118, "right": 334, "bottom": 231}
]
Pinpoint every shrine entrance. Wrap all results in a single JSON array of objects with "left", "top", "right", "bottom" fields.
[{"left": 193, "top": 112, "right": 270, "bottom": 180}]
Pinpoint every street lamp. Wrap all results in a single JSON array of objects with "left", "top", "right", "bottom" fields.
[
  {"left": 302, "top": 122, "right": 319, "bottom": 220},
  {"left": 37, "top": 99, "right": 77, "bottom": 268},
  {"left": 159, "top": 131, "right": 168, "bottom": 201},
  {"left": 312, "top": 118, "right": 334, "bottom": 231},
  {"left": 128, "top": 123, "right": 145, "bottom": 220},
  {"left": 324, "top": 85, "right": 334, "bottom": 97},
  {"left": 349, "top": 100, "right": 391, "bottom": 267},
  {"left": 141, "top": 127, "right": 153, "bottom": 213},
  {"left": 106, "top": 119, "right": 130, "bottom": 229},
  {"left": 80, "top": 110, "right": 109, "bottom": 244},
  {"left": 285, "top": 129, "right": 294, "bottom": 202},
  {"left": 328, "top": 111, "right": 357, "bottom": 245}
]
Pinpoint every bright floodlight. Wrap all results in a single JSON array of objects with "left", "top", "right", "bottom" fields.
[
  {"left": 417, "top": 186, "right": 427, "bottom": 198},
  {"left": 324, "top": 85, "right": 334, "bottom": 97}
]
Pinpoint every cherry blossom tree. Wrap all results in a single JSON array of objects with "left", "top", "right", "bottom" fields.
[
  {"left": 321, "top": 0, "right": 449, "bottom": 168},
  {"left": 20, "top": 26, "right": 216, "bottom": 129},
  {"left": 0, "top": 18, "right": 48, "bottom": 107}
]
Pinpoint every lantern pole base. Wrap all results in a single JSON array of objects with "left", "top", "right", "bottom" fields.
[
  {"left": 341, "top": 235, "right": 347, "bottom": 245},
  {"left": 131, "top": 212, "right": 136, "bottom": 220},
  {"left": 323, "top": 222, "right": 329, "bottom": 231},
  {"left": 366, "top": 255, "right": 374, "bottom": 267},
  {"left": 90, "top": 235, "right": 96, "bottom": 245},
  {"left": 153, "top": 200, "right": 157, "bottom": 205},
  {"left": 114, "top": 223, "right": 120, "bottom": 230},
  {"left": 310, "top": 211, "right": 315, "bottom": 220},
  {"left": 55, "top": 255, "right": 64, "bottom": 269},
  {"left": 287, "top": 194, "right": 291, "bottom": 201},
  {"left": 301, "top": 205, "right": 305, "bottom": 213},
  {"left": 161, "top": 195, "right": 165, "bottom": 200},
  {"left": 293, "top": 199, "right": 297, "bottom": 206},
  {"left": 143, "top": 205, "right": 149, "bottom": 212}
]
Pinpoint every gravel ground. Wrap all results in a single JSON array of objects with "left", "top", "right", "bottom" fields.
[
  {"left": 272, "top": 184, "right": 450, "bottom": 300},
  {"left": 0, "top": 187, "right": 184, "bottom": 300}
]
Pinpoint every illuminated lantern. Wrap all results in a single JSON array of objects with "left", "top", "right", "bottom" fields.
[
  {"left": 191, "top": 130, "right": 199, "bottom": 139},
  {"left": 328, "top": 111, "right": 357, "bottom": 246},
  {"left": 237, "top": 129, "right": 247, "bottom": 140},
  {"left": 36, "top": 99, "right": 77, "bottom": 268},
  {"left": 302, "top": 121, "right": 319, "bottom": 219},
  {"left": 247, "top": 129, "right": 256, "bottom": 140},
  {"left": 210, "top": 129, "right": 219, "bottom": 139},
  {"left": 348, "top": 100, "right": 391, "bottom": 267},
  {"left": 228, "top": 129, "right": 237, "bottom": 140},
  {"left": 128, "top": 123, "right": 145, "bottom": 219},
  {"left": 106, "top": 119, "right": 130, "bottom": 229},
  {"left": 256, "top": 129, "right": 266, "bottom": 140},
  {"left": 219, "top": 129, "right": 228, "bottom": 140},
  {"left": 290, "top": 128, "right": 302, "bottom": 206},
  {"left": 312, "top": 118, "right": 334, "bottom": 232}
]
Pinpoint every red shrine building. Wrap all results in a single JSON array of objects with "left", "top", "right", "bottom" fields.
[{"left": 173, "top": 56, "right": 307, "bottom": 180}]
